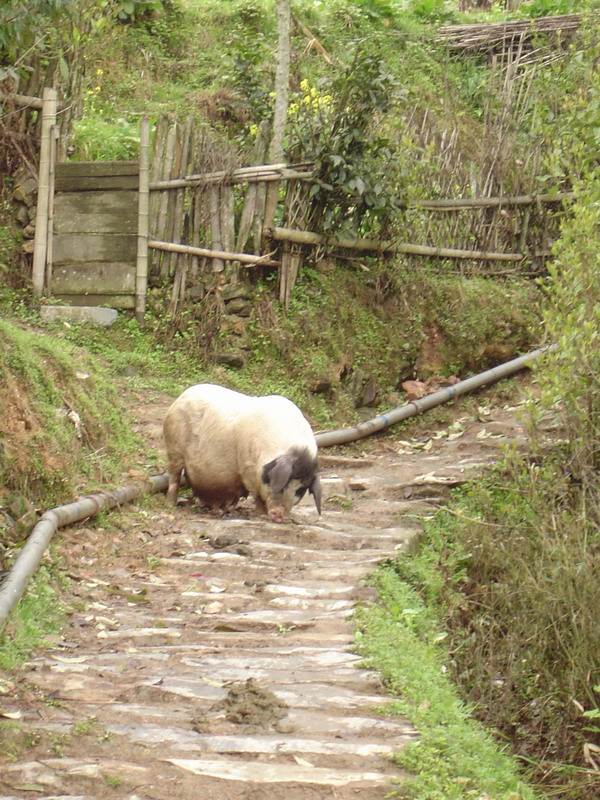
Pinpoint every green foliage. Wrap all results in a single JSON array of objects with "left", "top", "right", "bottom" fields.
[
  {"left": 0, "top": 0, "right": 79, "bottom": 74},
  {"left": 409, "top": 453, "right": 600, "bottom": 798},
  {"left": 540, "top": 175, "right": 600, "bottom": 480},
  {"left": 356, "top": 564, "right": 538, "bottom": 799},
  {"left": 106, "top": 0, "right": 164, "bottom": 23},
  {"left": 288, "top": 48, "right": 406, "bottom": 236}
]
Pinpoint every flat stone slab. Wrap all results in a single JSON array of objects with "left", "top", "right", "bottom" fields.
[
  {"left": 40, "top": 305, "right": 118, "bottom": 326},
  {"left": 165, "top": 757, "right": 397, "bottom": 786}
]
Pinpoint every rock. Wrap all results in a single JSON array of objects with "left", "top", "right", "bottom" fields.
[
  {"left": 225, "top": 298, "right": 251, "bottom": 316},
  {"left": 310, "top": 379, "right": 334, "bottom": 395},
  {"left": 220, "top": 316, "right": 248, "bottom": 336},
  {"left": 221, "top": 283, "right": 253, "bottom": 302},
  {"left": 357, "top": 376, "right": 379, "bottom": 408},
  {"left": 21, "top": 239, "right": 35, "bottom": 254},
  {"left": 402, "top": 380, "right": 427, "bottom": 400},
  {"left": 15, "top": 205, "right": 30, "bottom": 225},
  {"left": 315, "top": 258, "right": 335, "bottom": 273},
  {"left": 187, "top": 283, "right": 205, "bottom": 300},
  {"left": 40, "top": 305, "right": 119, "bottom": 327},
  {"left": 215, "top": 350, "right": 246, "bottom": 368},
  {"left": 13, "top": 176, "right": 37, "bottom": 205},
  {"left": 383, "top": 392, "right": 402, "bottom": 408}
]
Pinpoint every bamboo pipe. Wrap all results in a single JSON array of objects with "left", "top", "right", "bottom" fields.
[
  {"left": 315, "top": 345, "right": 556, "bottom": 447},
  {"left": 0, "top": 476, "right": 169, "bottom": 631},
  {"left": 0, "top": 345, "right": 557, "bottom": 628}
]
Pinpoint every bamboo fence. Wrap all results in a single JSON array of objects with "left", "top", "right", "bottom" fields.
[
  {"left": 147, "top": 108, "right": 570, "bottom": 310},
  {"left": 439, "top": 13, "right": 581, "bottom": 52},
  {"left": 147, "top": 114, "right": 316, "bottom": 309}
]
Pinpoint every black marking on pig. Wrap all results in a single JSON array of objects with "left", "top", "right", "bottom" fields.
[
  {"left": 261, "top": 447, "right": 321, "bottom": 514},
  {"left": 262, "top": 447, "right": 317, "bottom": 489}
]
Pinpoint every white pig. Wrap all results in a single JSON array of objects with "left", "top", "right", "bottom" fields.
[{"left": 163, "top": 383, "right": 321, "bottom": 523}]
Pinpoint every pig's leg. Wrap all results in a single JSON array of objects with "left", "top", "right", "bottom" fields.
[{"left": 166, "top": 461, "right": 183, "bottom": 505}]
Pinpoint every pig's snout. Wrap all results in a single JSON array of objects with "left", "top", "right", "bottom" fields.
[{"left": 268, "top": 505, "right": 286, "bottom": 524}]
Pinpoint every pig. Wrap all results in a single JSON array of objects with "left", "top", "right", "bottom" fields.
[{"left": 163, "top": 383, "right": 321, "bottom": 523}]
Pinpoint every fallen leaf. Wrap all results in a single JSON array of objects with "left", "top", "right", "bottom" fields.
[
  {"left": 293, "top": 755, "right": 315, "bottom": 768},
  {"left": 0, "top": 709, "right": 23, "bottom": 719}
]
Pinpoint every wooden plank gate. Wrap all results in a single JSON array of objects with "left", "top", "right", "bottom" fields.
[{"left": 51, "top": 161, "right": 139, "bottom": 309}]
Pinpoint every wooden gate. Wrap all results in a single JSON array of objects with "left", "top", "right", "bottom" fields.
[{"left": 50, "top": 161, "right": 139, "bottom": 308}]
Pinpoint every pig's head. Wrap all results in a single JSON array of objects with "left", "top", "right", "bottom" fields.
[{"left": 261, "top": 446, "right": 321, "bottom": 523}]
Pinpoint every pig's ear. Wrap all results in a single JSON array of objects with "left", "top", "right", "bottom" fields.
[
  {"left": 309, "top": 475, "right": 322, "bottom": 514},
  {"left": 265, "top": 455, "right": 294, "bottom": 493}
]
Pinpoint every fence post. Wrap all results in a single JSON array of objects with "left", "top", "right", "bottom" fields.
[
  {"left": 136, "top": 118, "right": 151, "bottom": 325},
  {"left": 32, "top": 87, "right": 58, "bottom": 298}
]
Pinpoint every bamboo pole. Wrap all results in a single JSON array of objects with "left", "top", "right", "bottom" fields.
[
  {"left": 157, "top": 122, "right": 177, "bottom": 278},
  {"left": 169, "top": 116, "right": 193, "bottom": 277},
  {"left": 149, "top": 240, "right": 279, "bottom": 267},
  {"left": 271, "top": 226, "right": 524, "bottom": 261},
  {"left": 136, "top": 118, "right": 151, "bottom": 325},
  {"left": 44, "top": 124, "right": 59, "bottom": 295},
  {"left": 148, "top": 115, "right": 166, "bottom": 278},
  {"left": 32, "top": 87, "right": 57, "bottom": 298},
  {"left": 0, "top": 90, "right": 66, "bottom": 110},
  {"left": 208, "top": 186, "right": 224, "bottom": 272}
]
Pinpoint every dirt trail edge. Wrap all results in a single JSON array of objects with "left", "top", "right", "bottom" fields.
[{"left": 1, "top": 400, "right": 529, "bottom": 800}]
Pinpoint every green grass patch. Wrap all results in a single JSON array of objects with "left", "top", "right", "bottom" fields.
[
  {"left": 0, "top": 317, "right": 142, "bottom": 510},
  {"left": 356, "top": 563, "right": 538, "bottom": 799},
  {"left": 0, "top": 565, "right": 65, "bottom": 672}
]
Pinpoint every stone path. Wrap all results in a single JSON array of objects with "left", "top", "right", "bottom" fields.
[{"left": 0, "top": 401, "right": 529, "bottom": 800}]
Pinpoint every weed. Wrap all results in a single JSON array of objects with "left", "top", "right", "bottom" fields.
[
  {"left": 146, "top": 555, "right": 161, "bottom": 571},
  {"left": 72, "top": 718, "right": 97, "bottom": 736},
  {"left": 104, "top": 773, "right": 122, "bottom": 788},
  {"left": 325, "top": 494, "right": 354, "bottom": 511}
]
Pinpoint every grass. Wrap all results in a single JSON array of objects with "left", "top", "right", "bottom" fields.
[
  {"left": 0, "top": 565, "right": 65, "bottom": 672},
  {"left": 356, "top": 563, "right": 538, "bottom": 799}
]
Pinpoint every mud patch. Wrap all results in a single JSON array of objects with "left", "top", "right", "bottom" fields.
[{"left": 218, "top": 678, "right": 291, "bottom": 732}]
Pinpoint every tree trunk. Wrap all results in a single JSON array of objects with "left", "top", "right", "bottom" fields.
[{"left": 263, "top": 0, "right": 291, "bottom": 238}]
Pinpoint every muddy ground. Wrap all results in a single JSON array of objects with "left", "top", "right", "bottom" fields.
[{"left": 0, "top": 385, "right": 533, "bottom": 799}]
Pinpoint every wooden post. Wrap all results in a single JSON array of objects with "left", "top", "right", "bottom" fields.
[
  {"left": 32, "top": 87, "right": 57, "bottom": 298},
  {"left": 44, "top": 124, "right": 59, "bottom": 294},
  {"left": 136, "top": 118, "right": 151, "bottom": 325}
]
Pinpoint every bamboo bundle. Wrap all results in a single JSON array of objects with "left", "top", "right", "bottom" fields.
[
  {"left": 150, "top": 162, "right": 314, "bottom": 190},
  {"left": 439, "top": 13, "right": 581, "bottom": 51}
]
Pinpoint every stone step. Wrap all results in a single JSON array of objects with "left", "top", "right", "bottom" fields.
[{"left": 164, "top": 756, "right": 403, "bottom": 788}]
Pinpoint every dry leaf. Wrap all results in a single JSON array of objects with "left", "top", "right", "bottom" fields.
[
  {"left": 0, "top": 709, "right": 23, "bottom": 719},
  {"left": 293, "top": 755, "right": 315, "bottom": 768}
]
